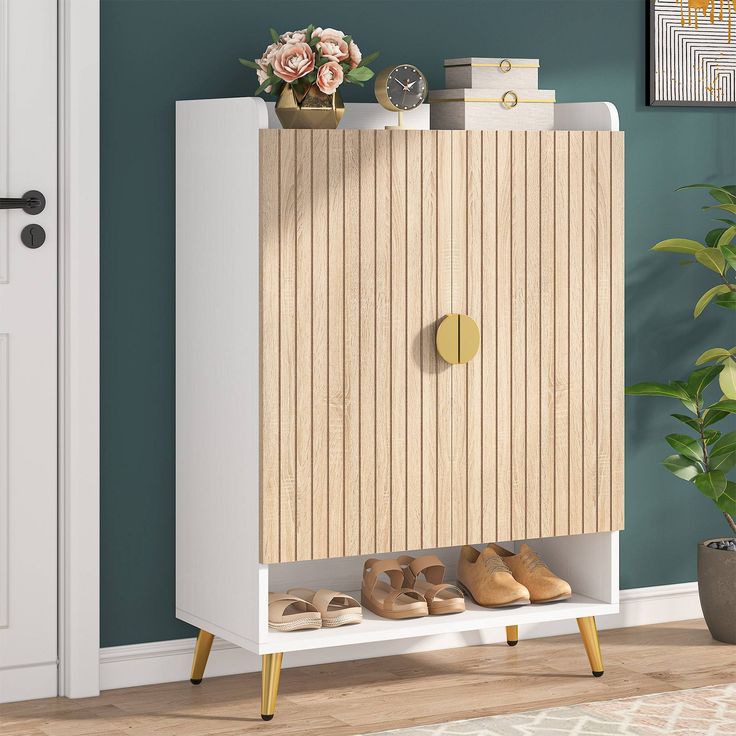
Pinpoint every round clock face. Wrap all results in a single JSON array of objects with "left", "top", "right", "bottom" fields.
[{"left": 383, "top": 65, "right": 427, "bottom": 111}]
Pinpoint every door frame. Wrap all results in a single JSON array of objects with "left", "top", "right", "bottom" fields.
[{"left": 58, "top": 0, "right": 100, "bottom": 698}]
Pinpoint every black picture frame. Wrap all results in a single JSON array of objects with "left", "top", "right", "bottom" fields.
[{"left": 648, "top": 0, "right": 736, "bottom": 107}]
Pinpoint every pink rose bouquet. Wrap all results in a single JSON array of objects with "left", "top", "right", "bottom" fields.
[{"left": 239, "top": 25, "right": 379, "bottom": 98}]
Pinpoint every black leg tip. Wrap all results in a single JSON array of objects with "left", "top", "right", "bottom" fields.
[
  {"left": 592, "top": 670, "right": 604, "bottom": 678},
  {"left": 261, "top": 714, "right": 274, "bottom": 721},
  {"left": 507, "top": 640, "right": 518, "bottom": 646},
  {"left": 190, "top": 678, "right": 203, "bottom": 685}
]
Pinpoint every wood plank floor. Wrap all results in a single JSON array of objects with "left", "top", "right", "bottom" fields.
[{"left": 2, "top": 620, "right": 733, "bottom": 736}]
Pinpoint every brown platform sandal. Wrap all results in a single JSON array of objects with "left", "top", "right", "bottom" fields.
[
  {"left": 398, "top": 555, "right": 465, "bottom": 615},
  {"left": 361, "top": 558, "right": 429, "bottom": 620},
  {"left": 287, "top": 588, "right": 362, "bottom": 627},
  {"left": 268, "top": 592, "right": 322, "bottom": 631}
]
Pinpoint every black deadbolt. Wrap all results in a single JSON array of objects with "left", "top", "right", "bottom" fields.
[{"left": 21, "top": 224, "right": 46, "bottom": 249}]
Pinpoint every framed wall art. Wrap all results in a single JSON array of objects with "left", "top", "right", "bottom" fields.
[{"left": 649, "top": 0, "right": 736, "bottom": 106}]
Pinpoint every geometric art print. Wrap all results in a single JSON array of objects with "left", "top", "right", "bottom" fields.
[{"left": 650, "top": 0, "right": 736, "bottom": 105}]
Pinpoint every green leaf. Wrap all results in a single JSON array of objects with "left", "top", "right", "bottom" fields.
[
  {"left": 662, "top": 454, "right": 702, "bottom": 481},
  {"left": 703, "top": 408, "right": 730, "bottom": 427},
  {"left": 716, "top": 218, "right": 736, "bottom": 226},
  {"left": 707, "top": 399, "right": 736, "bottom": 415},
  {"left": 721, "top": 242, "right": 736, "bottom": 271},
  {"left": 715, "top": 481, "right": 736, "bottom": 515},
  {"left": 711, "top": 451, "right": 736, "bottom": 474},
  {"left": 695, "top": 347, "right": 732, "bottom": 364},
  {"left": 269, "top": 27, "right": 280, "bottom": 43},
  {"left": 358, "top": 50, "right": 380, "bottom": 68},
  {"left": 706, "top": 228, "right": 728, "bottom": 247},
  {"left": 687, "top": 364, "right": 724, "bottom": 398},
  {"left": 710, "top": 188, "right": 736, "bottom": 204},
  {"left": 695, "top": 248, "right": 726, "bottom": 274},
  {"left": 665, "top": 434, "right": 704, "bottom": 462},
  {"left": 238, "top": 57, "right": 261, "bottom": 70},
  {"left": 677, "top": 183, "right": 736, "bottom": 200},
  {"left": 694, "top": 470, "right": 727, "bottom": 499},
  {"left": 671, "top": 413, "right": 701, "bottom": 431},
  {"left": 347, "top": 66, "right": 375, "bottom": 82},
  {"left": 652, "top": 238, "right": 704, "bottom": 254},
  {"left": 703, "top": 203, "right": 736, "bottom": 215},
  {"left": 715, "top": 291, "right": 736, "bottom": 311},
  {"left": 704, "top": 429, "right": 722, "bottom": 445},
  {"left": 694, "top": 284, "right": 730, "bottom": 317},
  {"left": 625, "top": 382, "right": 686, "bottom": 399},
  {"left": 718, "top": 226, "right": 736, "bottom": 247},
  {"left": 711, "top": 430, "right": 736, "bottom": 458},
  {"left": 342, "top": 35, "right": 352, "bottom": 44},
  {"left": 719, "top": 358, "right": 736, "bottom": 399},
  {"left": 254, "top": 76, "right": 276, "bottom": 96}
]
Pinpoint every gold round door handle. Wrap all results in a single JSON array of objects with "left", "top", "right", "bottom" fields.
[
  {"left": 436, "top": 314, "right": 481, "bottom": 365},
  {"left": 499, "top": 58, "right": 512, "bottom": 73}
]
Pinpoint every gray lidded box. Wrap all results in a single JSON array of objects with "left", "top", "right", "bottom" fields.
[
  {"left": 429, "top": 88, "right": 555, "bottom": 131},
  {"left": 444, "top": 58, "right": 539, "bottom": 89}
]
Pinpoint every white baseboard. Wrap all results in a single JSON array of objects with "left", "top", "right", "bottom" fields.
[
  {"left": 99, "top": 582, "right": 702, "bottom": 692},
  {"left": 0, "top": 662, "right": 58, "bottom": 704}
]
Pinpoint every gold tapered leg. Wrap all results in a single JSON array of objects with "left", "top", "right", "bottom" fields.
[
  {"left": 505, "top": 624, "right": 519, "bottom": 647},
  {"left": 577, "top": 616, "right": 604, "bottom": 677},
  {"left": 261, "top": 652, "right": 284, "bottom": 721},
  {"left": 190, "top": 630, "right": 214, "bottom": 685}
]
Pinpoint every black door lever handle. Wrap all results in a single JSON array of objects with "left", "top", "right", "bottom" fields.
[{"left": 0, "top": 190, "right": 45, "bottom": 215}]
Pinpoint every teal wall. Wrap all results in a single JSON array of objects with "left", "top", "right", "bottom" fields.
[{"left": 101, "top": 0, "right": 734, "bottom": 647}]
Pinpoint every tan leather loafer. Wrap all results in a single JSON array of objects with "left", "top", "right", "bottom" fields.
[
  {"left": 457, "top": 545, "right": 531, "bottom": 607},
  {"left": 488, "top": 543, "right": 572, "bottom": 603}
]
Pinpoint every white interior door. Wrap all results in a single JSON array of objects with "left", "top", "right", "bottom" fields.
[{"left": 0, "top": 0, "right": 58, "bottom": 703}]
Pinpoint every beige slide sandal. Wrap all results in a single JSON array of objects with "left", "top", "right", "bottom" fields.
[
  {"left": 399, "top": 555, "right": 466, "bottom": 615},
  {"left": 361, "top": 558, "right": 429, "bottom": 620},
  {"left": 287, "top": 588, "right": 362, "bottom": 628},
  {"left": 268, "top": 592, "right": 322, "bottom": 632}
]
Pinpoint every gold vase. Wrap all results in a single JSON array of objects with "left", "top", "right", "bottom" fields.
[{"left": 275, "top": 83, "right": 345, "bottom": 130}]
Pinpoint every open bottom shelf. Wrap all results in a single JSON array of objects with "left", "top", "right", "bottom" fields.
[{"left": 260, "top": 592, "right": 617, "bottom": 654}]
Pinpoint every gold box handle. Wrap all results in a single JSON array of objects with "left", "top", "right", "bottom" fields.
[
  {"left": 436, "top": 314, "right": 480, "bottom": 365},
  {"left": 499, "top": 59, "right": 512, "bottom": 72},
  {"left": 501, "top": 90, "right": 518, "bottom": 109}
]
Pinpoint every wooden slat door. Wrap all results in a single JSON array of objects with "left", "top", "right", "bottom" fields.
[
  {"left": 260, "top": 129, "right": 451, "bottom": 563},
  {"left": 259, "top": 128, "right": 624, "bottom": 563},
  {"left": 458, "top": 130, "right": 625, "bottom": 545}
]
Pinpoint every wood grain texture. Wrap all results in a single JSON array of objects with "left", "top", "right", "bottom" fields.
[
  {"left": 406, "top": 130, "right": 424, "bottom": 551},
  {"left": 611, "top": 133, "right": 625, "bottom": 531},
  {"left": 436, "top": 131, "right": 453, "bottom": 549},
  {"left": 311, "top": 130, "right": 329, "bottom": 560},
  {"left": 495, "top": 131, "right": 513, "bottom": 543},
  {"left": 359, "top": 131, "right": 376, "bottom": 555},
  {"left": 568, "top": 131, "right": 584, "bottom": 537},
  {"left": 480, "top": 131, "right": 498, "bottom": 543},
  {"left": 1, "top": 621, "right": 722, "bottom": 736},
  {"left": 344, "top": 131, "right": 361, "bottom": 557},
  {"left": 540, "top": 132, "right": 556, "bottom": 539},
  {"left": 259, "top": 130, "right": 624, "bottom": 563},
  {"left": 554, "top": 131, "right": 570, "bottom": 538},
  {"left": 259, "top": 131, "right": 280, "bottom": 563},
  {"left": 510, "top": 132, "right": 527, "bottom": 541},
  {"left": 295, "top": 131, "right": 313, "bottom": 560},
  {"left": 451, "top": 131, "right": 468, "bottom": 546}
]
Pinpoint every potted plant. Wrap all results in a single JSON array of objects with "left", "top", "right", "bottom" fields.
[
  {"left": 239, "top": 26, "right": 379, "bottom": 130},
  {"left": 626, "top": 184, "right": 736, "bottom": 643}
]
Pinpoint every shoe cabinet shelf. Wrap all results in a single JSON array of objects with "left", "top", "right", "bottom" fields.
[{"left": 175, "top": 98, "right": 624, "bottom": 720}]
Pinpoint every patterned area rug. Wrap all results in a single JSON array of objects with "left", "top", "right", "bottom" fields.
[{"left": 364, "top": 683, "right": 736, "bottom": 735}]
